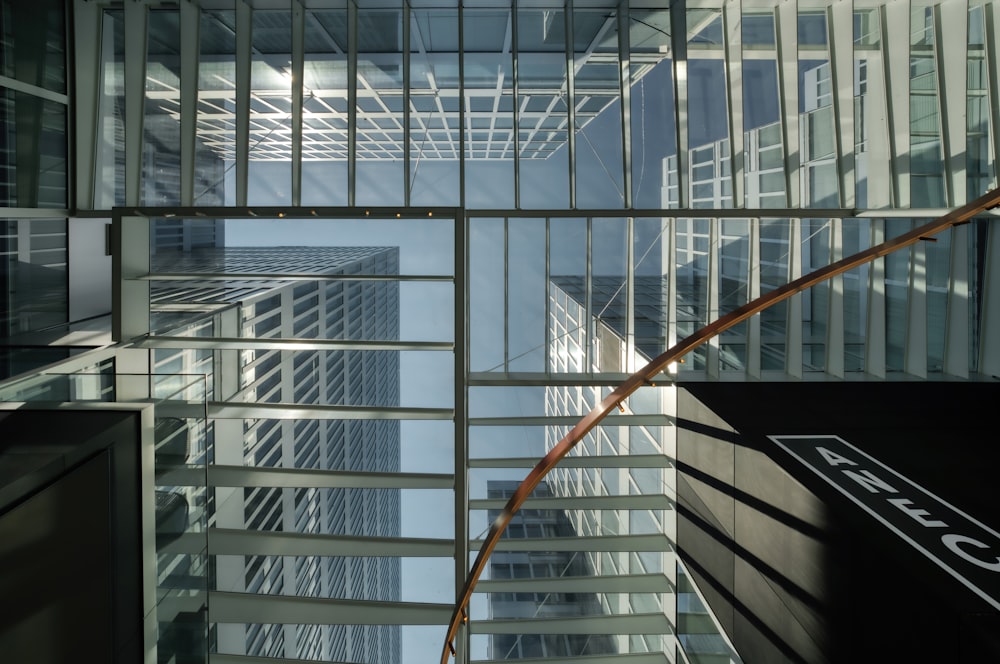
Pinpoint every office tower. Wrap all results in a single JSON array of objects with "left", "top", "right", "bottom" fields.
[
  {"left": 148, "top": 245, "right": 402, "bottom": 662},
  {"left": 487, "top": 480, "right": 616, "bottom": 659}
]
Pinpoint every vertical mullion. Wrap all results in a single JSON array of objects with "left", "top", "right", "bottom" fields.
[
  {"left": 512, "top": 1, "right": 520, "bottom": 209},
  {"left": 235, "top": 1, "right": 252, "bottom": 207},
  {"left": 566, "top": 0, "right": 576, "bottom": 209},
  {"left": 986, "top": 3, "right": 1000, "bottom": 190},
  {"left": 665, "top": 216, "right": 677, "bottom": 370},
  {"left": 978, "top": 223, "right": 1000, "bottom": 376},
  {"left": 348, "top": 1, "right": 358, "bottom": 207},
  {"left": 123, "top": 1, "right": 147, "bottom": 207},
  {"left": 723, "top": 0, "right": 744, "bottom": 208},
  {"left": 504, "top": 217, "right": 510, "bottom": 370},
  {"left": 863, "top": 34, "right": 892, "bottom": 209},
  {"left": 454, "top": 209, "right": 469, "bottom": 664},
  {"left": 826, "top": 217, "right": 845, "bottom": 377},
  {"left": 670, "top": 1, "right": 688, "bottom": 208},
  {"left": 935, "top": 0, "right": 969, "bottom": 206},
  {"left": 545, "top": 218, "right": 551, "bottom": 371},
  {"left": 113, "top": 215, "right": 150, "bottom": 342},
  {"left": 459, "top": 2, "right": 466, "bottom": 209},
  {"left": 747, "top": 218, "right": 761, "bottom": 377},
  {"left": 291, "top": 1, "right": 305, "bottom": 207},
  {"left": 866, "top": 219, "right": 887, "bottom": 377},
  {"left": 944, "top": 224, "right": 970, "bottom": 376},
  {"left": 180, "top": 2, "right": 200, "bottom": 207},
  {"left": 586, "top": 217, "right": 593, "bottom": 369},
  {"left": 939, "top": 1, "right": 970, "bottom": 375},
  {"left": 786, "top": 218, "right": 803, "bottom": 377},
  {"left": 706, "top": 218, "right": 720, "bottom": 379},
  {"left": 828, "top": 0, "right": 855, "bottom": 209},
  {"left": 626, "top": 216, "right": 635, "bottom": 371},
  {"left": 619, "top": 0, "right": 632, "bottom": 209},
  {"left": 881, "top": 0, "right": 911, "bottom": 208},
  {"left": 905, "top": 237, "right": 928, "bottom": 377},
  {"left": 403, "top": 3, "right": 412, "bottom": 207},
  {"left": 774, "top": 0, "right": 799, "bottom": 208},
  {"left": 73, "top": 0, "right": 102, "bottom": 211}
]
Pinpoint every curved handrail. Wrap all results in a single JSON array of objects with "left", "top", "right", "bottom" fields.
[{"left": 441, "top": 190, "right": 1000, "bottom": 663}]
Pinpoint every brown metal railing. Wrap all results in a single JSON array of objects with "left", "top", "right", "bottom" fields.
[{"left": 442, "top": 188, "right": 1000, "bottom": 663}]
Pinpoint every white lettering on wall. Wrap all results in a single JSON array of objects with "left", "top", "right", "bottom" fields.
[
  {"left": 888, "top": 498, "right": 948, "bottom": 528},
  {"left": 941, "top": 535, "right": 1000, "bottom": 573}
]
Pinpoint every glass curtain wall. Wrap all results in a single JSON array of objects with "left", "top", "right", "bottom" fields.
[{"left": 59, "top": 1, "right": 1000, "bottom": 663}]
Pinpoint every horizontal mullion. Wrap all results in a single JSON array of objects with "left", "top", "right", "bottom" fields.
[
  {"left": 207, "top": 402, "right": 453, "bottom": 420},
  {"left": 157, "top": 465, "right": 453, "bottom": 489},
  {"left": 470, "top": 494, "right": 672, "bottom": 511},
  {"left": 470, "top": 612, "right": 671, "bottom": 635},
  {"left": 207, "top": 528, "right": 453, "bottom": 557},
  {"left": 142, "top": 272, "right": 452, "bottom": 282},
  {"left": 463, "top": 655, "right": 669, "bottom": 664},
  {"left": 211, "top": 654, "right": 339, "bottom": 664},
  {"left": 119, "top": 206, "right": 459, "bottom": 219},
  {"left": 468, "top": 371, "right": 663, "bottom": 386},
  {"left": 469, "top": 454, "right": 671, "bottom": 468},
  {"left": 138, "top": 336, "right": 452, "bottom": 351},
  {"left": 469, "top": 415, "right": 671, "bottom": 427},
  {"left": 0, "top": 75, "right": 69, "bottom": 104},
  {"left": 464, "top": 207, "right": 855, "bottom": 219},
  {"left": 476, "top": 573, "right": 672, "bottom": 594},
  {"left": 209, "top": 591, "right": 451, "bottom": 625},
  {"left": 472, "top": 532, "right": 672, "bottom": 553}
]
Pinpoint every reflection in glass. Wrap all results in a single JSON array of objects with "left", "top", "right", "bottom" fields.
[
  {"left": 356, "top": 8, "right": 405, "bottom": 207},
  {"left": 410, "top": 9, "right": 460, "bottom": 206},
  {"left": 195, "top": 9, "right": 236, "bottom": 205},
  {"left": 247, "top": 9, "right": 292, "bottom": 205},
  {"left": 518, "top": 7, "right": 569, "bottom": 208}
]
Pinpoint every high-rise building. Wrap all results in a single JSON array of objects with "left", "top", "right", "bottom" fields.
[
  {"left": 2, "top": 1, "right": 1000, "bottom": 664},
  {"left": 148, "top": 245, "right": 402, "bottom": 661}
]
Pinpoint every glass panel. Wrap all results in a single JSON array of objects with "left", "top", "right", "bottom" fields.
[
  {"left": 463, "top": 8, "right": 515, "bottom": 208},
  {"left": 687, "top": 8, "right": 731, "bottom": 209},
  {"left": 633, "top": 217, "right": 669, "bottom": 360},
  {"left": 247, "top": 9, "right": 292, "bottom": 205},
  {"left": 0, "top": 0, "right": 66, "bottom": 93},
  {"left": 799, "top": 10, "right": 839, "bottom": 208},
  {"left": 802, "top": 218, "right": 831, "bottom": 370},
  {"left": 143, "top": 9, "right": 181, "bottom": 206},
  {"left": 926, "top": 225, "right": 950, "bottom": 371},
  {"left": 574, "top": 8, "right": 623, "bottom": 208},
  {"left": 909, "top": 4, "right": 945, "bottom": 207},
  {"left": 0, "top": 218, "right": 67, "bottom": 338},
  {"left": 743, "top": 11, "right": 785, "bottom": 208},
  {"left": 630, "top": 8, "right": 674, "bottom": 208},
  {"left": 842, "top": 219, "right": 871, "bottom": 371},
  {"left": 518, "top": 7, "right": 569, "bottom": 208},
  {"left": 854, "top": 8, "right": 880, "bottom": 209},
  {"left": 195, "top": 9, "right": 236, "bottom": 205},
  {"left": 720, "top": 218, "right": 749, "bottom": 370},
  {"left": 550, "top": 217, "right": 589, "bottom": 371},
  {"left": 675, "top": 217, "right": 710, "bottom": 370},
  {"left": 469, "top": 217, "right": 506, "bottom": 371},
  {"left": 759, "top": 218, "right": 790, "bottom": 370},
  {"left": 356, "top": 8, "right": 404, "bottom": 206},
  {"left": 0, "top": 88, "right": 66, "bottom": 208},
  {"left": 967, "top": 6, "right": 994, "bottom": 201},
  {"left": 884, "top": 218, "right": 913, "bottom": 371},
  {"left": 507, "top": 217, "right": 546, "bottom": 371},
  {"left": 410, "top": 8, "right": 460, "bottom": 206},
  {"left": 301, "top": 9, "right": 349, "bottom": 206}
]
